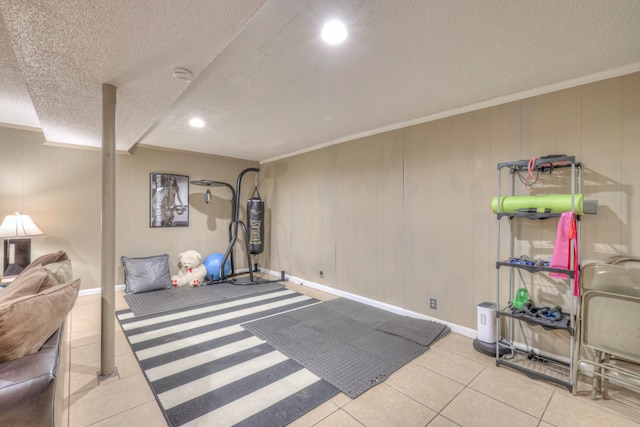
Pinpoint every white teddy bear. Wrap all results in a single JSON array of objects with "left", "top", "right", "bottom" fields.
[{"left": 171, "top": 250, "right": 207, "bottom": 287}]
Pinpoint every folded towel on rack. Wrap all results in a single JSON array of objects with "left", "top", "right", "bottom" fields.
[{"left": 550, "top": 212, "right": 579, "bottom": 296}]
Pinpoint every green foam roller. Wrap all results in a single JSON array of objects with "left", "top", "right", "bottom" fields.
[{"left": 491, "top": 194, "right": 583, "bottom": 214}]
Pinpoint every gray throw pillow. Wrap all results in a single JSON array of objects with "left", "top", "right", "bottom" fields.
[{"left": 121, "top": 254, "right": 172, "bottom": 294}]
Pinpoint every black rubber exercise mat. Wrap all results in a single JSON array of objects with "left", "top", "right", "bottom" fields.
[
  {"left": 242, "top": 297, "right": 449, "bottom": 398},
  {"left": 124, "top": 281, "right": 285, "bottom": 316}
]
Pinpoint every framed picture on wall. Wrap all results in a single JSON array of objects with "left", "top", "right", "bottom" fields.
[{"left": 149, "top": 173, "right": 189, "bottom": 227}]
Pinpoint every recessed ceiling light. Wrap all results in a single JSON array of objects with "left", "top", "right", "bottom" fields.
[
  {"left": 321, "top": 20, "right": 348, "bottom": 45},
  {"left": 189, "top": 117, "right": 205, "bottom": 128}
]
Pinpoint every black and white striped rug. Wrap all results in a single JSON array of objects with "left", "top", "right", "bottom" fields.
[{"left": 117, "top": 287, "right": 339, "bottom": 427}]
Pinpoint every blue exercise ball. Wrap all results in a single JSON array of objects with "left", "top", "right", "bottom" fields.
[{"left": 204, "top": 253, "right": 231, "bottom": 280}]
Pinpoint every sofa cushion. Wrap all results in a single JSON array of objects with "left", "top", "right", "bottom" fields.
[
  {"left": 0, "top": 278, "right": 80, "bottom": 362},
  {"left": 19, "top": 251, "right": 69, "bottom": 276},
  {"left": 122, "top": 254, "right": 172, "bottom": 294},
  {"left": 0, "top": 266, "right": 58, "bottom": 304},
  {"left": 43, "top": 260, "right": 73, "bottom": 285}
]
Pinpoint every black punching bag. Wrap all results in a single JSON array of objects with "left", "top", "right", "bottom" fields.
[{"left": 247, "top": 188, "right": 265, "bottom": 255}]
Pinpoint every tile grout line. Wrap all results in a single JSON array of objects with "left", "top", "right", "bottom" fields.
[{"left": 537, "top": 387, "right": 557, "bottom": 427}]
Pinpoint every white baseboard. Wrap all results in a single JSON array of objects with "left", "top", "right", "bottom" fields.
[
  {"left": 259, "top": 267, "right": 477, "bottom": 340},
  {"left": 78, "top": 268, "right": 478, "bottom": 340},
  {"left": 79, "top": 268, "right": 478, "bottom": 339},
  {"left": 79, "top": 284, "right": 126, "bottom": 296}
]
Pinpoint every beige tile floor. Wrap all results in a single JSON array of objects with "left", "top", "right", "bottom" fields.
[{"left": 63, "top": 282, "right": 640, "bottom": 427}]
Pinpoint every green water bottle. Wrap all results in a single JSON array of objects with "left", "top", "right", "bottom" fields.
[{"left": 512, "top": 288, "right": 529, "bottom": 310}]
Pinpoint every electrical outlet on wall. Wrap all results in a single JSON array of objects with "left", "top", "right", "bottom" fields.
[{"left": 430, "top": 298, "right": 437, "bottom": 310}]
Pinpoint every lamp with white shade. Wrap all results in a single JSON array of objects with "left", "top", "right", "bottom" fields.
[{"left": 0, "top": 212, "right": 45, "bottom": 276}]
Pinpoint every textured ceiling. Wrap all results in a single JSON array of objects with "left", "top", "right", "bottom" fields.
[{"left": 1, "top": 0, "right": 640, "bottom": 162}]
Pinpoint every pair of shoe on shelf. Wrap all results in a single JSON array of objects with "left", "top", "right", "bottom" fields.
[{"left": 508, "top": 300, "right": 565, "bottom": 322}]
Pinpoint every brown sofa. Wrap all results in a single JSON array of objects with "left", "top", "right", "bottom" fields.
[
  {"left": 0, "top": 324, "right": 67, "bottom": 427},
  {"left": 0, "top": 251, "right": 79, "bottom": 427}
]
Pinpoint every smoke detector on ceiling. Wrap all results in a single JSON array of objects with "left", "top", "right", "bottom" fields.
[{"left": 173, "top": 67, "right": 194, "bottom": 83}]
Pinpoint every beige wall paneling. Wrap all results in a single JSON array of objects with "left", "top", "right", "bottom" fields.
[
  {"left": 519, "top": 96, "right": 546, "bottom": 290},
  {"left": 449, "top": 113, "right": 476, "bottom": 328},
  {"left": 257, "top": 158, "right": 290, "bottom": 274},
  {"left": 0, "top": 129, "right": 37, "bottom": 218},
  {"left": 0, "top": 131, "right": 23, "bottom": 203},
  {"left": 278, "top": 157, "right": 295, "bottom": 276},
  {"left": 518, "top": 96, "right": 544, "bottom": 262},
  {"left": 114, "top": 153, "right": 132, "bottom": 280},
  {"left": 555, "top": 85, "right": 585, "bottom": 285},
  {"left": 540, "top": 92, "right": 559, "bottom": 158},
  {"left": 536, "top": 93, "right": 573, "bottom": 357},
  {"left": 352, "top": 135, "right": 382, "bottom": 299},
  {"left": 556, "top": 85, "right": 586, "bottom": 272},
  {"left": 376, "top": 130, "right": 404, "bottom": 307},
  {"left": 282, "top": 154, "right": 304, "bottom": 279},
  {"left": 402, "top": 122, "right": 432, "bottom": 314},
  {"left": 335, "top": 136, "right": 385, "bottom": 298},
  {"left": 424, "top": 123, "right": 439, "bottom": 315},
  {"left": 556, "top": 87, "right": 582, "bottom": 161},
  {"left": 621, "top": 73, "right": 640, "bottom": 255},
  {"left": 581, "top": 77, "right": 624, "bottom": 261},
  {"left": 471, "top": 108, "right": 496, "bottom": 311},
  {"left": 334, "top": 139, "right": 360, "bottom": 294},
  {"left": 431, "top": 118, "right": 453, "bottom": 322},
  {"left": 538, "top": 92, "right": 560, "bottom": 272},
  {"left": 332, "top": 131, "right": 404, "bottom": 302},
  {"left": 285, "top": 156, "right": 305, "bottom": 278},
  {"left": 54, "top": 148, "right": 102, "bottom": 288},
  {"left": 280, "top": 157, "right": 301, "bottom": 277},
  {"left": 287, "top": 147, "right": 337, "bottom": 285},
  {"left": 487, "top": 106, "right": 504, "bottom": 309},
  {"left": 496, "top": 101, "right": 522, "bottom": 333}
]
